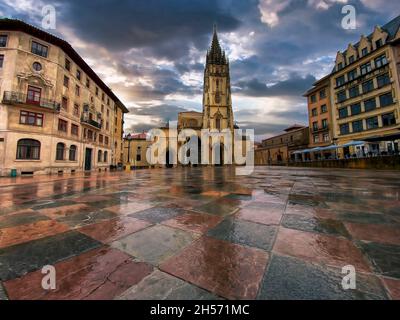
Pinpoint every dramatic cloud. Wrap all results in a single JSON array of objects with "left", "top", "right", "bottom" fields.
[{"left": 1, "top": 0, "right": 399, "bottom": 141}]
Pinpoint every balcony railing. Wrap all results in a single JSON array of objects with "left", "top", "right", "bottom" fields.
[
  {"left": 312, "top": 125, "right": 329, "bottom": 133},
  {"left": 81, "top": 115, "right": 102, "bottom": 129},
  {"left": 2, "top": 91, "right": 61, "bottom": 112}
]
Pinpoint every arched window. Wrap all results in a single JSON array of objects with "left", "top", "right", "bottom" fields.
[
  {"left": 104, "top": 151, "right": 108, "bottom": 163},
  {"left": 56, "top": 143, "right": 65, "bottom": 160},
  {"left": 16, "top": 139, "right": 40, "bottom": 160},
  {"left": 98, "top": 150, "right": 102, "bottom": 162},
  {"left": 136, "top": 146, "right": 141, "bottom": 161},
  {"left": 69, "top": 145, "right": 77, "bottom": 161}
]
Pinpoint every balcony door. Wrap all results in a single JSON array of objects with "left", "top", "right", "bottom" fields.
[{"left": 27, "top": 86, "right": 41, "bottom": 105}]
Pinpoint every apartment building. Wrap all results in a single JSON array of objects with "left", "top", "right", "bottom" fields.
[
  {"left": 331, "top": 15, "right": 400, "bottom": 157},
  {"left": 0, "top": 19, "right": 128, "bottom": 176},
  {"left": 303, "top": 75, "right": 335, "bottom": 159}
]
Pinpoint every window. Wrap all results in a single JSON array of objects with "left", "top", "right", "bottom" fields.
[
  {"left": 71, "top": 124, "right": 79, "bottom": 136},
  {"left": 56, "top": 143, "right": 65, "bottom": 160},
  {"left": 76, "top": 69, "right": 81, "bottom": 80},
  {"left": 322, "top": 119, "right": 328, "bottom": 128},
  {"left": 98, "top": 150, "right": 103, "bottom": 162},
  {"left": 382, "top": 112, "right": 396, "bottom": 127},
  {"left": 101, "top": 105, "right": 104, "bottom": 113},
  {"left": 106, "top": 122, "right": 109, "bottom": 131},
  {"left": 336, "top": 75, "right": 345, "bottom": 87},
  {"left": 362, "top": 79, "right": 374, "bottom": 93},
  {"left": 337, "top": 90, "right": 346, "bottom": 102},
  {"left": 313, "top": 135, "right": 320, "bottom": 143},
  {"left": 337, "top": 62, "right": 343, "bottom": 70},
  {"left": 310, "top": 94, "right": 317, "bottom": 103},
  {"left": 99, "top": 134, "right": 103, "bottom": 143},
  {"left": 102, "top": 93, "right": 105, "bottom": 101},
  {"left": 312, "top": 121, "right": 318, "bottom": 131},
  {"left": 377, "top": 73, "right": 390, "bottom": 88},
  {"left": 366, "top": 116, "right": 379, "bottom": 130},
  {"left": 104, "top": 151, "right": 108, "bottom": 163},
  {"left": 323, "top": 133, "right": 330, "bottom": 142},
  {"left": 64, "top": 75, "right": 69, "bottom": 88},
  {"left": 361, "top": 62, "right": 371, "bottom": 75},
  {"left": 321, "top": 104, "right": 327, "bottom": 113},
  {"left": 0, "top": 54, "right": 3, "bottom": 68},
  {"left": 0, "top": 35, "right": 7, "bottom": 47},
  {"left": 16, "top": 139, "right": 40, "bottom": 160},
  {"left": 27, "top": 86, "right": 41, "bottom": 104},
  {"left": 349, "top": 85, "right": 359, "bottom": 98},
  {"left": 347, "top": 69, "right": 357, "bottom": 81},
  {"left": 105, "top": 136, "right": 109, "bottom": 145},
  {"left": 87, "top": 130, "right": 93, "bottom": 140},
  {"left": 379, "top": 92, "right": 393, "bottom": 107},
  {"left": 319, "top": 89, "right": 326, "bottom": 99},
  {"left": 32, "top": 62, "right": 42, "bottom": 71},
  {"left": 340, "top": 123, "right": 350, "bottom": 135},
  {"left": 375, "top": 54, "right": 387, "bottom": 68},
  {"left": 58, "top": 119, "right": 68, "bottom": 132},
  {"left": 69, "top": 145, "right": 77, "bottom": 161},
  {"left": 65, "top": 58, "right": 71, "bottom": 71},
  {"left": 107, "top": 109, "right": 110, "bottom": 117},
  {"left": 31, "top": 41, "right": 48, "bottom": 58},
  {"left": 86, "top": 77, "right": 90, "bottom": 88},
  {"left": 364, "top": 98, "right": 376, "bottom": 112},
  {"left": 352, "top": 120, "right": 363, "bottom": 133},
  {"left": 20, "top": 111, "right": 43, "bottom": 126},
  {"left": 62, "top": 97, "right": 68, "bottom": 110},
  {"left": 350, "top": 103, "right": 361, "bottom": 115},
  {"left": 348, "top": 55, "right": 355, "bottom": 64},
  {"left": 312, "top": 108, "right": 318, "bottom": 117},
  {"left": 95, "top": 87, "right": 99, "bottom": 96},
  {"left": 73, "top": 103, "right": 79, "bottom": 116},
  {"left": 75, "top": 85, "right": 80, "bottom": 96},
  {"left": 361, "top": 47, "right": 368, "bottom": 57},
  {"left": 107, "top": 98, "right": 110, "bottom": 106},
  {"left": 339, "top": 107, "right": 348, "bottom": 119}
]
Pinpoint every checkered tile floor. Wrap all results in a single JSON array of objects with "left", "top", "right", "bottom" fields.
[{"left": 0, "top": 167, "right": 399, "bottom": 300}]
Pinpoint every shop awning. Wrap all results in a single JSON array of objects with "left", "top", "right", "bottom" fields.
[
  {"left": 341, "top": 141, "right": 365, "bottom": 148},
  {"left": 362, "top": 132, "right": 400, "bottom": 142}
]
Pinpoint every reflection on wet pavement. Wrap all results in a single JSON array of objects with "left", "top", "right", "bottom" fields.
[{"left": 0, "top": 166, "right": 399, "bottom": 300}]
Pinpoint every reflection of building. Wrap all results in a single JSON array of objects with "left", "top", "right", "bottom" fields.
[
  {"left": 255, "top": 125, "right": 309, "bottom": 165},
  {"left": 302, "top": 15, "right": 400, "bottom": 160},
  {"left": 0, "top": 19, "right": 128, "bottom": 176},
  {"left": 123, "top": 132, "right": 152, "bottom": 169}
]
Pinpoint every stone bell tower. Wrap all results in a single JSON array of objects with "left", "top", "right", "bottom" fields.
[{"left": 202, "top": 25, "right": 234, "bottom": 132}]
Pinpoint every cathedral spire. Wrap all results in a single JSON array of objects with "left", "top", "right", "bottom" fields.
[{"left": 207, "top": 24, "right": 226, "bottom": 65}]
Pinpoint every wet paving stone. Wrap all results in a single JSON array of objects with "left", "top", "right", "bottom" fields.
[
  {"left": 338, "top": 211, "right": 397, "bottom": 225},
  {"left": 31, "top": 200, "right": 77, "bottom": 211},
  {"left": 162, "top": 212, "right": 223, "bottom": 234},
  {"left": 0, "top": 282, "right": 8, "bottom": 300},
  {"left": 207, "top": 218, "right": 277, "bottom": 251},
  {"left": 4, "top": 247, "right": 153, "bottom": 300},
  {"left": 0, "top": 220, "right": 70, "bottom": 249},
  {"left": 118, "top": 270, "right": 220, "bottom": 300},
  {"left": 282, "top": 214, "right": 350, "bottom": 237},
  {"left": 195, "top": 200, "right": 239, "bottom": 217},
  {"left": 235, "top": 206, "right": 282, "bottom": 226},
  {"left": 78, "top": 217, "right": 152, "bottom": 243},
  {"left": 131, "top": 206, "right": 186, "bottom": 223},
  {"left": 273, "top": 228, "right": 371, "bottom": 272},
  {"left": 0, "top": 211, "right": 49, "bottom": 229},
  {"left": 111, "top": 225, "right": 198, "bottom": 266},
  {"left": 37, "top": 203, "right": 93, "bottom": 219},
  {"left": 0, "top": 231, "right": 102, "bottom": 281},
  {"left": 359, "top": 242, "right": 400, "bottom": 279},
  {"left": 56, "top": 210, "right": 117, "bottom": 229},
  {"left": 258, "top": 254, "right": 388, "bottom": 300},
  {"left": 382, "top": 278, "right": 400, "bottom": 300},
  {"left": 106, "top": 202, "right": 155, "bottom": 216},
  {"left": 160, "top": 236, "right": 268, "bottom": 300},
  {"left": 345, "top": 223, "right": 400, "bottom": 245}
]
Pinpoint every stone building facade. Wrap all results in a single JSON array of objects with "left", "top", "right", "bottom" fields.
[{"left": 0, "top": 19, "right": 128, "bottom": 176}]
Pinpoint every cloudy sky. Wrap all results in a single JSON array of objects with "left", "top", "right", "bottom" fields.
[{"left": 1, "top": 0, "right": 399, "bottom": 140}]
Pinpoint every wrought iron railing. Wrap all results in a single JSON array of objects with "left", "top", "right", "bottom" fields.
[{"left": 2, "top": 91, "right": 60, "bottom": 111}]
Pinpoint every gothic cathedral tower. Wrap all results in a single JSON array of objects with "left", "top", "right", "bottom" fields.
[{"left": 202, "top": 26, "right": 234, "bottom": 132}]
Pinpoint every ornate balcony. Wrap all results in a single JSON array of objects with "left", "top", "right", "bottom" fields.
[
  {"left": 2, "top": 91, "right": 61, "bottom": 112},
  {"left": 312, "top": 125, "right": 329, "bottom": 133},
  {"left": 81, "top": 113, "right": 102, "bottom": 130}
]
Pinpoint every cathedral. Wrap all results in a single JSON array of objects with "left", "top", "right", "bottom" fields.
[{"left": 173, "top": 26, "right": 236, "bottom": 165}]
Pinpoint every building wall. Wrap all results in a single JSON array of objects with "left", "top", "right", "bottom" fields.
[
  {"left": 123, "top": 138, "right": 152, "bottom": 168},
  {"left": 0, "top": 25, "right": 125, "bottom": 176}
]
